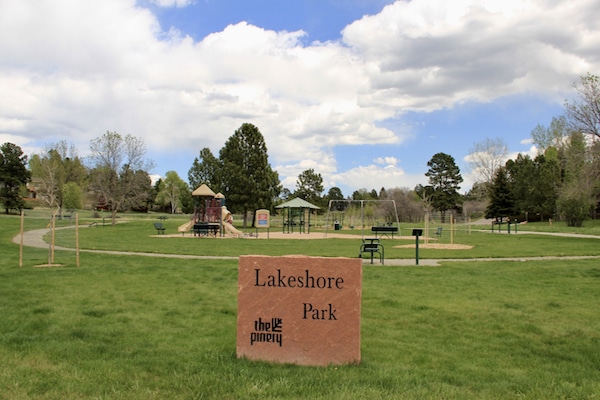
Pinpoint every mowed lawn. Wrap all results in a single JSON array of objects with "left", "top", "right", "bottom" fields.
[{"left": 1, "top": 213, "right": 599, "bottom": 399}]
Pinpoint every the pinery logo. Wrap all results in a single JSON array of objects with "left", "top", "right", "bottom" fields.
[{"left": 250, "top": 317, "right": 282, "bottom": 347}]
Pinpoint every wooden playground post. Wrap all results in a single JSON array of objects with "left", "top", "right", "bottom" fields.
[
  {"left": 50, "top": 209, "right": 56, "bottom": 265},
  {"left": 76, "top": 212, "right": 80, "bottom": 267},
  {"left": 19, "top": 210, "right": 24, "bottom": 268},
  {"left": 424, "top": 211, "right": 429, "bottom": 245}
]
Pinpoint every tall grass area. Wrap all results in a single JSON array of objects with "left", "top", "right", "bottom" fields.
[{"left": 2, "top": 213, "right": 600, "bottom": 399}]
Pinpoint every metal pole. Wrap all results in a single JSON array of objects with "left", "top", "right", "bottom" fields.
[
  {"left": 19, "top": 210, "right": 24, "bottom": 268},
  {"left": 415, "top": 233, "right": 420, "bottom": 265},
  {"left": 76, "top": 212, "right": 80, "bottom": 267}
]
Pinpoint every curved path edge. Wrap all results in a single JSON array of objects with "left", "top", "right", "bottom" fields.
[{"left": 13, "top": 226, "right": 600, "bottom": 266}]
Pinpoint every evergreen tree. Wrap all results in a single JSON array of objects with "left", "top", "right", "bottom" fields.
[
  {"left": 485, "top": 167, "right": 514, "bottom": 221},
  {"left": 0, "top": 142, "right": 31, "bottom": 214},
  {"left": 295, "top": 168, "right": 324, "bottom": 207},
  {"left": 506, "top": 153, "right": 559, "bottom": 220},
  {"left": 188, "top": 147, "right": 221, "bottom": 191},
  {"left": 219, "top": 123, "right": 281, "bottom": 227},
  {"left": 424, "top": 152, "right": 463, "bottom": 222},
  {"left": 324, "top": 186, "right": 345, "bottom": 211}
]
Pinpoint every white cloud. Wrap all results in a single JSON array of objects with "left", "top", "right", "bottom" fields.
[
  {"left": 342, "top": 0, "right": 598, "bottom": 110},
  {"left": 374, "top": 156, "right": 398, "bottom": 166},
  {"left": 150, "top": 0, "right": 193, "bottom": 7},
  {"left": 1, "top": 0, "right": 599, "bottom": 193},
  {"left": 331, "top": 164, "right": 418, "bottom": 193}
]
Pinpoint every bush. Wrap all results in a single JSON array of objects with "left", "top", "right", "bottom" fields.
[{"left": 557, "top": 186, "right": 593, "bottom": 227}]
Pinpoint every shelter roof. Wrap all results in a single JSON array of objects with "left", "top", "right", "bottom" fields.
[
  {"left": 192, "top": 184, "right": 215, "bottom": 197},
  {"left": 275, "top": 197, "right": 320, "bottom": 210}
]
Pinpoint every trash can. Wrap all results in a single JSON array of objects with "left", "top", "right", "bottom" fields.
[{"left": 334, "top": 220, "right": 341, "bottom": 231}]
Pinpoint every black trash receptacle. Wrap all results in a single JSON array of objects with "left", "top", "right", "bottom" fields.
[{"left": 334, "top": 221, "right": 341, "bottom": 231}]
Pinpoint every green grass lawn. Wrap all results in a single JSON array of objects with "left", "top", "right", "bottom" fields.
[
  {"left": 2, "top": 212, "right": 600, "bottom": 399},
  {"left": 39, "top": 216, "right": 600, "bottom": 261}
]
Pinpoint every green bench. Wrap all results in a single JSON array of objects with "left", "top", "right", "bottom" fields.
[
  {"left": 153, "top": 222, "right": 166, "bottom": 234},
  {"left": 371, "top": 226, "right": 398, "bottom": 238},
  {"left": 359, "top": 239, "right": 384, "bottom": 265}
]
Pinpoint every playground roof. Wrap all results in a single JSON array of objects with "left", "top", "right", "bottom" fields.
[
  {"left": 192, "top": 184, "right": 215, "bottom": 197},
  {"left": 275, "top": 197, "right": 320, "bottom": 210}
]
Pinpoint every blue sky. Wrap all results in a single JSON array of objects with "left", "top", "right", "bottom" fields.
[{"left": 1, "top": 0, "right": 598, "bottom": 197}]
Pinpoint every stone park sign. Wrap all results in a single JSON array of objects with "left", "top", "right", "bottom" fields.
[{"left": 237, "top": 255, "right": 362, "bottom": 367}]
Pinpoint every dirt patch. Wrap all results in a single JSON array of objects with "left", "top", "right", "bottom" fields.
[
  {"left": 154, "top": 232, "right": 365, "bottom": 239},
  {"left": 33, "top": 264, "right": 65, "bottom": 268},
  {"left": 394, "top": 243, "right": 473, "bottom": 250}
]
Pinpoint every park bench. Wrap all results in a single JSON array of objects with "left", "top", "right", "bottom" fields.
[
  {"left": 359, "top": 239, "right": 384, "bottom": 265},
  {"left": 153, "top": 222, "right": 166, "bottom": 234},
  {"left": 193, "top": 222, "right": 219, "bottom": 237},
  {"left": 371, "top": 225, "right": 399, "bottom": 238}
]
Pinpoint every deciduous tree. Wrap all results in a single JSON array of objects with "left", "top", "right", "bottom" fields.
[
  {"left": 557, "top": 132, "right": 594, "bottom": 226},
  {"left": 466, "top": 137, "right": 509, "bottom": 186},
  {"left": 156, "top": 171, "right": 190, "bottom": 214},
  {"left": 62, "top": 182, "right": 83, "bottom": 211},
  {"left": 565, "top": 73, "right": 600, "bottom": 140},
  {"left": 29, "top": 141, "right": 86, "bottom": 213},
  {"left": 530, "top": 116, "right": 570, "bottom": 153},
  {"left": 88, "top": 131, "right": 154, "bottom": 224}
]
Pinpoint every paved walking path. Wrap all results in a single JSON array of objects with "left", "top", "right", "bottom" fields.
[
  {"left": 13, "top": 226, "right": 238, "bottom": 261},
  {"left": 13, "top": 226, "right": 600, "bottom": 266}
]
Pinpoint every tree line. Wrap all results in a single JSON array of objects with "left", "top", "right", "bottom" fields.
[
  {"left": 483, "top": 74, "right": 600, "bottom": 226},
  {"left": 1, "top": 74, "right": 598, "bottom": 227}
]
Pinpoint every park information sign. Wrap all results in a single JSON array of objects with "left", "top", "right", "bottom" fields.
[
  {"left": 255, "top": 209, "right": 270, "bottom": 228},
  {"left": 237, "top": 255, "right": 362, "bottom": 366}
]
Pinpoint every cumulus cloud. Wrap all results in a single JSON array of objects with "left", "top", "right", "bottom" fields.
[
  {"left": 331, "top": 163, "right": 424, "bottom": 193},
  {"left": 342, "top": 0, "right": 598, "bottom": 110},
  {"left": 149, "top": 0, "right": 193, "bottom": 7},
  {"left": 374, "top": 156, "right": 398, "bottom": 166},
  {"left": 1, "top": 0, "right": 599, "bottom": 193}
]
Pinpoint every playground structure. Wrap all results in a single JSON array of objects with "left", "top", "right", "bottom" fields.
[{"left": 177, "top": 184, "right": 243, "bottom": 237}]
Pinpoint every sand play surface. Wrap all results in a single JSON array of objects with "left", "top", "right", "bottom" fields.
[{"left": 157, "top": 231, "right": 473, "bottom": 250}]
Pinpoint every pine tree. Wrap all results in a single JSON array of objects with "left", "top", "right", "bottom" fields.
[
  {"left": 425, "top": 152, "right": 463, "bottom": 223},
  {"left": 0, "top": 142, "right": 31, "bottom": 214},
  {"left": 485, "top": 167, "right": 514, "bottom": 221},
  {"left": 219, "top": 123, "right": 281, "bottom": 227}
]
